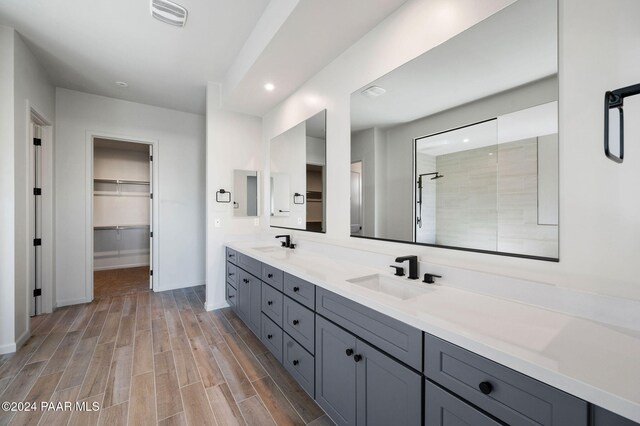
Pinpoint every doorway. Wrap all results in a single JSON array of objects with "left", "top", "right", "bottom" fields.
[
  {"left": 350, "top": 161, "right": 363, "bottom": 235},
  {"left": 91, "top": 137, "right": 154, "bottom": 298}
]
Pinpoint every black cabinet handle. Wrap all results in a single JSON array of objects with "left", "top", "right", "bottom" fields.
[
  {"left": 267, "top": 301, "right": 273, "bottom": 306},
  {"left": 293, "top": 286, "right": 300, "bottom": 292},
  {"left": 293, "top": 360, "right": 299, "bottom": 366},
  {"left": 345, "top": 348, "right": 354, "bottom": 356},
  {"left": 228, "top": 254, "right": 235, "bottom": 258},
  {"left": 479, "top": 381, "right": 493, "bottom": 395},
  {"left": 228, "top": 272, "right": 235, "bottom": 276},
  {"left": 353, "top": 354, "right": 362, "bottom": 362},
  {"left": 228, "top": 295, "right": 234, "bottom": 298},
  {"left": 292, "top": 320, "right": 299, "bottom": 325},
  {"left": 267, "top": 334, "right": 273, "bottom": 339},
  {"left": 243, "top": 278, "right": 249, "bottom": 283},
  {"left": 268, "top": 273, "right": 273, "bottom": 278}
]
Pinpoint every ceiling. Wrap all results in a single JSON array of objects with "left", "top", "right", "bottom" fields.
[
  {"left": 351, "top": 0, "right": 557, "bottom": 132},
  {"left": 0, "top": 0, "right": 408, "bottom": 116}
]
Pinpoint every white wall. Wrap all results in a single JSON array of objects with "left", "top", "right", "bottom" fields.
[
  {"left": 206, "top": 83, "right": 263, "bottom": 310},
  {"left": 0, "top": 26, "right": 16, "bottom": 354},
  {"left": 0, "top": 27, "right": 55, "bottom": 353},
  {"left": 262, "top": 0, "right": 640, "bottom": 303},
  {"left": 55, "top": 89, "right": 205, "bottom": 306}
]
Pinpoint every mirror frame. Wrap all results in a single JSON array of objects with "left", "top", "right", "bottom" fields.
[{"left": 269, "top": 109, "right": 327, "bottom": 234}]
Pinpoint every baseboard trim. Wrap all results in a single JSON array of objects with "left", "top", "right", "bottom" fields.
[
  {"left": 15, "top": 328, "right": 30, "bottom": 350},
  {"left": 206, "top": 301, "right": 230, "bottom": 311},
  {"left": 56, "top": 297, "right": 92, "bottom": 307},
  {"left": 0, "top": 341, "right": 16, "bottom": 355},
  {"left": 154, "top": 282, "right": 206, "bottom": 293}
]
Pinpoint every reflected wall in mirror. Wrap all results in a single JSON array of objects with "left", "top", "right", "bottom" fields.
[
  {"left": 350, "top": 0, "right": 558, "bottom": 260},
  {"left": 233, "top": 170, "right": 259, "bottom": 217},
  {"left": 270, "top": 110, "right": 326, "bottom": 233}
]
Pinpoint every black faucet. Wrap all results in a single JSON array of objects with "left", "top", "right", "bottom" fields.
[
  {"left": 275, "top": 234, "right": 295, "bottom": 249},
  {"left": 394, "top": 255, "right": 419, "bottom": 280}
]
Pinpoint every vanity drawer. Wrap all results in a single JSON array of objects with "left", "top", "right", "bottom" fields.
[
  {"left": 284, "top": 273, "right": 315, "bottom": 309},
  {"left": 226, "top": 247, "right": 238, "bottom": 265},
  {"left": 283, "top": 297, "right": 315, "bottom": 354},
  {"left": 424, "top": 334, "right": 588, "bottom": 426},
  {"left": 238, "top": 252, "right": 262, "bottom": 277},
  {"left": 262, "top": 264, "right": 284, "bottom": 291},
  {"left": 226, "top": 283, "right": 237, "bottom": 308},
  {"left": 316, "top": 287, "right": 422, "bottom": 370},
  {"left": 283, "top": 332, "right": 315, "bottom": 398},
  {"left": 262, "top": 282, "right": 283, "bottom": 326},
  {"left": 426, "top": 380, "right": 502, "bottom": 426},
  {"left": 226, "top": 262, "right": 238, "bottom": 287},
  {"left": 261, "top": 314, "right": 283, "bottom": 363}
]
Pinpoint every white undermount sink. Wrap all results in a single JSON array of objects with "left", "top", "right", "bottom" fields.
[{"left": 347, "top": 274, "right": 429, "bottom": 300}]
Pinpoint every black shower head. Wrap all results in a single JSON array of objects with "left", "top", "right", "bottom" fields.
[{"left": 430, "top": 173, "right": 444, "bottom": 180}]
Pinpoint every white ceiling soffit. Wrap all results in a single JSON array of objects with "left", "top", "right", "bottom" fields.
[
  {"left": 221, "top": 0, "right": 410, "bottom": 116},
  {"left": 350, "top": 0, "right": 557, "bottom": 132},
  {"left": 0, "top": 0, "right": 271, "bottom": 114}
]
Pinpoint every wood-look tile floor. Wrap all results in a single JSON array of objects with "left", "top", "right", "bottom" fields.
[
  {"left": 0, "top": 285, "right": 333, "bottom": 426},
  {"left": 93, "top": 267, "right": 151, "bottom": 300}
]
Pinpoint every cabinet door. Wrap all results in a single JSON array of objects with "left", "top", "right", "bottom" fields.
[
  {"left": 425, "top": 380, "right": 502, "bottom": 426},
  {"left": 356, "top": 339, "right": 422, "bottom": 426},
  {"left": 248, "top": 274, "right": 262, "bottom": 336},
  {"left": 237, "top": 271, "right": 251, "bottom": 324},
  {"left": 316, "top": 316, "right": 357, "bottom": 426}
]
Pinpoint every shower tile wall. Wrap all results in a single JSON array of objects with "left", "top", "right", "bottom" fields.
[{"left": 435, "top": 145, "right": 498, "bottom": 251}]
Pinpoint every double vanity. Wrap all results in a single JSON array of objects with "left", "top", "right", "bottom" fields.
[{"left": 224, "top": 241, "right": 639, "bottom": 426}]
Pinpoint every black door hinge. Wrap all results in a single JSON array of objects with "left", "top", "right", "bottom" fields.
[
  {"left": 150, "top": 231, "right": 153, "bottom": 238},
  {"left": 33, "top": 138, "right": 41, "bottom": 146},
  {"left": 33, "top": 288, "right": 42, "bottom": 297},
  {"left": 150, "top": 270, "right": 153, "bottom": 276},
  {"left": 150, "top": 193, "right": 153, "bottom": 199},
  {"left": 33, "top": 188, "right": 42, "bottom": 195},
  {"left": 149, "top": 155, "right": 153, "bottom": 161},
  {"left": 33, "top": 238, "right": 42, "bottom": 246}
]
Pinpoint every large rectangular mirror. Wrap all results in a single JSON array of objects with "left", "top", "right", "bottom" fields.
[
  {"left": 233, "top": 169, "right": 259, "bottom": 217},
  {"left": 350, "top": 0, "right": 558, "bottom": 260},
  {"left": 270, "top": 110, "right": 327, "bottom": 233}
]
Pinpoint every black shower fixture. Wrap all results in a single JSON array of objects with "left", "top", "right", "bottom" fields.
[{"left": 416, "top": 172, "right": 443, "bottom": 228}]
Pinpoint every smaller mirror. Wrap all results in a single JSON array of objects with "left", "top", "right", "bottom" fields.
[
  {"left": 270, "top": 110, "right": 327, "bottom": 233},
  {"left": 233, "top": 170, "right": 259, "bottom": 217}
]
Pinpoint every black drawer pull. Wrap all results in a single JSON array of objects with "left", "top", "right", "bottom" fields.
[
  {"left": 228, "top": 295, "right": 235, "bottom": 298},
  {"left": 293, "top": 360, "right": 299, "bottom": 366},
  {"left": 353, "top": 354, "right": 362, "bottom": 362},
  {"left": 243, "top": 278, "right": 249, "bottom": 283},
  {"left": 479, "top": 381, "right": 493, "bottom": 395},
  {"left": 345, "top": 348, "right": 354, "bottom": 357},
  {"left": 293, "top": 286, "right": 300, "bottom": 292},
  {"left": 228, "top": 254, "right": 235, "bottom": 258},
  {"left": 267, "top": 334, "right": 273, "bottom": 339},
  {"left": 267, "top": 273, "right": 273, "bottom": 278},
  {"left": 228, "top": 272, "right": 235, "bottom": 276},
  {"left": 267, "top": 300, "right": 273, "bottom": 306},
  {"left": 292, "top": 319, "right": 299, "bottom": 325}
]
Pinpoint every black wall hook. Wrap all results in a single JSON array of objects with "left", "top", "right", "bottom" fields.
[
  {"left": 605, "top": 82, "right": 640, "bottom": 163},
  {"left": 216, "top": 189, "right": 231, "bottom": 203}
]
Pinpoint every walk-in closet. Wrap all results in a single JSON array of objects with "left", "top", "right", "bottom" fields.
[{"left": 93, "top": 138, "right": 153, "bottom": 298}]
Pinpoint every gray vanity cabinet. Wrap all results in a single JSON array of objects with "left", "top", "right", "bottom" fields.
[
  {"left": 237, "top": 269, "right": 261, "bottom": 336},
  {"left": 316, "top": 316, "right": 422, "bottom": 426},
  {"left": 425, "top": 380, "right": 501, "bottom": 426},
  {"left": 316, "top": 316, "right": 358, "bottom": 426}
]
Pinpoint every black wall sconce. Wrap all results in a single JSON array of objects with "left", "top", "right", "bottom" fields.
[
  {"left": 293, "top": 192, "right": 305, "bottom": 204},
  {"left": 216, "top": 189, "right": 231, "bottom": 203},
  {"left": 604, "top": 82, "right": 640, "bottom": 163}
]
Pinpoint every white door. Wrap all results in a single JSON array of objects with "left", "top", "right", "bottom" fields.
[
  {"left": 30, "top": 122, "right": 43, "bottom": 315},
  {"left": 149, "top": 144, "right": 154, "bottom": 289},
  {"left": 350, "top": 165, "right": 362, "bottom": 235}
]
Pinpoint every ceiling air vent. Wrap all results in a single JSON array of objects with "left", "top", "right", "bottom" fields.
[{"left": 150, "top": 0, "right": 188, "bottom": 27}]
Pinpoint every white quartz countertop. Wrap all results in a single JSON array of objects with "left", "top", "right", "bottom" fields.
[{"left": 226, "top": 241, "right": 640, "bottom": 422}]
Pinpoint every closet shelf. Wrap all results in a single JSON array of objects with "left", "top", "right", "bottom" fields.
[
  {"left": 94, "top": 225, "right": 150, "bottom": 231},
  {"left": 94, "top": 178, "right": 150, "bottom": 185},
  {"left": 93, "top": 191, "right": 149, "bottom": 197}
]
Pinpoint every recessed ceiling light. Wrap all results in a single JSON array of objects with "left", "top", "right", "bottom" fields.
[
  {"left": 115, "top": 81, "right": 128, "bottom": 87},
  {"left": 361, "top": 86, "right": 386, "bottom": 99},
  {"left": 463, "top": 138, "right": 470, "bottom": 142},
  {"left": 264, "top": 83, "right": 275, "bottom": 91}
]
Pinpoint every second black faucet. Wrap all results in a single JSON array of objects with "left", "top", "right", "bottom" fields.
[
  {"left": 394, "top": 255, "right": 419, "bottom": 280},
  {"left": 275, "top": 234, "right": 296, "bottom": 249}
]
